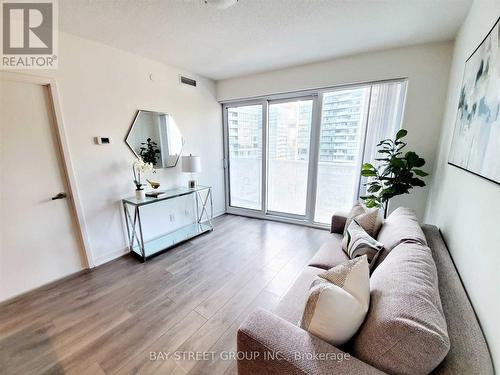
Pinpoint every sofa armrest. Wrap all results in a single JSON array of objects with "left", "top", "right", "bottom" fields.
[
  {"left": 237, "top": 309, "right": 384, "bottom": 375},
  {"left": 331, "top": 212, "right": 349, "bottom": 234}
]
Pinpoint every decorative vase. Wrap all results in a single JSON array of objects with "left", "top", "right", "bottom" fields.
[{"left": 135, "top": 189, "right": 146, "bottom": 200}]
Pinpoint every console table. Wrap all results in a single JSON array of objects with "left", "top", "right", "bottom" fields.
[{"left": 122, "top": 185, "right": 213, "bottom": 262}]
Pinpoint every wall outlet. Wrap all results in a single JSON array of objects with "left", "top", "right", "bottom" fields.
[{"left": 169, "top": 213, "right": 175, "bottom": 222}]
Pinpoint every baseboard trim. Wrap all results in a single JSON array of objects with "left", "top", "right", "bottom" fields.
[
  {"left": 0, "top": 268, "right": 90, "bottom": 305},
  {"left": 94, "top": 247, "right": 130, "bottom": 267}
]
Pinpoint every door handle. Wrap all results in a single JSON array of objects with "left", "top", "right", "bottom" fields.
[{"left": 51, "top": 192, "right": 67, "bottom": 200}]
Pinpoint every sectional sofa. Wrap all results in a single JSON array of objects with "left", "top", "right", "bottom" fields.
[{"left": 237, "top": 207, "right": 494, "bottom": 374}]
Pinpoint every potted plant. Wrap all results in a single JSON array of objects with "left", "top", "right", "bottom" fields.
[
  {"left": 132, "top": 158, "right": 154, "bottom": 200},
  {"left": 360, "top": 129, "right": 429, "bottom": 218}
]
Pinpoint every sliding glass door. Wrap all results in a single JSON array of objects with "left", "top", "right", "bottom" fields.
[
  {"left": 226, "top": 103, "right": 264, "bottom": 210},
  {"left": 223, "top": 80, "right": 407, "bottom": 227},
  {"left": 267, "top": 98, "right": 313, "bottom": 216}
]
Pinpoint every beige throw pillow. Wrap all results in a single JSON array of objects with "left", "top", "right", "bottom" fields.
[
  {"left": 343, "top": 203, "right": 383, "bottom": 252},
  {"left": 299, "top": 256, "right": 370, "bottom": 346}
]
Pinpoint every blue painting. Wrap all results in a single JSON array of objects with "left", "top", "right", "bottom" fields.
[{"left": 449, "top": 18, "right": 500, "bottom": 184}]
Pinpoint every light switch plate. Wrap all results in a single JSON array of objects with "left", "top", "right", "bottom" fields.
[{"left": 94, "top": 137, "right": 112, "bottom": 145}]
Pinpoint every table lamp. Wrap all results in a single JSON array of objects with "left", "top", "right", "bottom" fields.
[{"left": 182, "top": 154, "right": 202, "bottom": 189}]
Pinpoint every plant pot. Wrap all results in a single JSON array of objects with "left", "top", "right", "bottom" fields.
[{"left": 135, "top": 189, "right": 146, "bottom": 200}]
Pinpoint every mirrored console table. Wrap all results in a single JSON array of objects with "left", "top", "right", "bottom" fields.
[{"left": 122, "top": 185, "right": 213, "bottom": 262}]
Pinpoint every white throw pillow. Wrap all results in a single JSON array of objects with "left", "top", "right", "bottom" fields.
[{"left": 299, "top": 256, "right": 370, "bottom": 346}]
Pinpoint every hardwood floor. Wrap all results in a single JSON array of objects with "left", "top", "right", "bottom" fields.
[{"left": 0, "top": 214, "right": 330, "bottom": 375}]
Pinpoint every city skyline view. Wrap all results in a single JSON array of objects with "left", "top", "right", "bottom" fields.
[{"left": 226, "top": 81, "right": 407, "bottom": 223}]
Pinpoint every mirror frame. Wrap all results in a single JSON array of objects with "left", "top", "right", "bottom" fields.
[{"left": 124, "top": 109, "right": 184, "bottom": 168}]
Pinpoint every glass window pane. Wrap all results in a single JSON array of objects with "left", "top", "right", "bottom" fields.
[
  {"left": 268, "top": 100, "right": 313, "bottom": 215},
  {"left": 227, "top": 105, "right": 263, "bottom": 210},
  {"left": 314, "top": 88, "right": 370, "bottom": 223}
]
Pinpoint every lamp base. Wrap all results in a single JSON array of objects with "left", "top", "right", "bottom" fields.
[{"left": 188, "top": 179, "right": 197, "bottom": 189}]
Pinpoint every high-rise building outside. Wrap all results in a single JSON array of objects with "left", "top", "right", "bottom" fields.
[{"left": 228, "top": 90, "right": 367, "bottom": 163}]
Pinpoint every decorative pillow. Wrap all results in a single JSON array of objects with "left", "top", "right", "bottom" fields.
[
  {"left": 344, "top": 202, "right": 365, "bottom": 230},
  {"left": 299, "top": 256, "right": 370, "bottom": 346},
  {"left": 343, "top": 202, "right": 383, "bottom": 251},
  {"left": 342, "top": 219, "right": 383, "bottom": 267}
]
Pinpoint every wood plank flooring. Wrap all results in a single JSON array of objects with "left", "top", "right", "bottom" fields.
[{"left": 0, "top": 214, "right": 330, "bottom": 375}]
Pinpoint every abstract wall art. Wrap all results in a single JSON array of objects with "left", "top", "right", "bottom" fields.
[{"left": 449, "top": 17, "right": 500, "bottom": 185}]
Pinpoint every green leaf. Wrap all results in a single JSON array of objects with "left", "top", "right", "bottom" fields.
[
  {"left": 360, "top": 194, "right": 376, "bottom": 201},
  {"left": 390, "top": 158, "right": 405, "bottom": 169},
  {"left": 361, "top": 170, "right": 377, "bottom": 177},
  {"left": 367, "top": 185, "right": 381, "bottom": 193},
  {"left": 405, "top": 151, "right": 419, "bottom": 168},
  {"left": 410, "top": 178, "right": 426, "bottom": 187},
  {"left": 413, "top": 169, "right": 429, "bottom": 177},
  {"left": 362, "top": 163, "right": 375, "bottom": 170},
  {"left": 364, "top": 200, "right": 378, "bottom": 208},
  {"left": 415, "top": 157, "right": 426, "bottom": 167},
  {"left": 395, "top": 129, "right": 408, "bottom": 140}
]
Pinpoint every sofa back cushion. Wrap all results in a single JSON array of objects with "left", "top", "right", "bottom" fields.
[
  {"left": 375, "top": 207, "right": 426, "bottom": 266},
  {"left": 351, "top": 242, "right": 450, "bottom": 375},
  {"left": 377, "top": 207, "right": 427, "bottom": 250}
]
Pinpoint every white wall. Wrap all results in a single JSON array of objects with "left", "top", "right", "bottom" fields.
[
  {"left": 9, "top": 32, "right": 224, "bottom": 270},
  {"left": 425, "top": 0, "right": 500, "bottom": 367},
  {"left": 217, "top": 42, "right": 453, "bottom": 220}
]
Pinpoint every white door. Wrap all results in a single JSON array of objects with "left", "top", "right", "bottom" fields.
[{"left": 0, "top": 77, "right": 84, "bottom": 301}]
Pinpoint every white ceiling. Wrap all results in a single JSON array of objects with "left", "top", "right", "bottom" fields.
[{"left": 60, "top": 0, "right": 472, "bottom": 80}]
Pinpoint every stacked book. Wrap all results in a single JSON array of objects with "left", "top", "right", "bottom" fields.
[{"left": 145, "top": 191, "right": 167, "bottom": 198}]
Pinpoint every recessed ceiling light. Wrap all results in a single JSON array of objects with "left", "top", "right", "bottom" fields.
[{"left": 203, "top": 0, "right": 238, "bottom": 9}]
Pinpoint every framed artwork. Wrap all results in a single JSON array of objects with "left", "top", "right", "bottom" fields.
[{"left": 448, "top": 17, "right": 500, "bottom": 185}]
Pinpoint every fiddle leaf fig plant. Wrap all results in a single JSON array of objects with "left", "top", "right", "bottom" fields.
[{"left": 360, "top": 129, "right": 429, "bottom": 218}]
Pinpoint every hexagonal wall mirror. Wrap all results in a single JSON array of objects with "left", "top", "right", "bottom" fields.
[{"left": 125, "top": 110, "right": 184, "bottom": 168}]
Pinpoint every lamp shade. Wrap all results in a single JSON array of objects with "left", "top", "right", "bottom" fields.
[{"left": 181, "top": 155, "right": 202, "bottom": 173}]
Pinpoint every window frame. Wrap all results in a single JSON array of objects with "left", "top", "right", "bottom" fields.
[{"left": 222, "top": 78, "right": 408, "bottom": 229}]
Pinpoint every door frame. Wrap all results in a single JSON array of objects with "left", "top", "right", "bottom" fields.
[{"left": 1, "top": 71, "right": 94, "bottom": 268}]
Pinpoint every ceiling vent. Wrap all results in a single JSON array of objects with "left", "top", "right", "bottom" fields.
[
  {"left": 180, "top": 75, "right": 197, "bottom": 87},
  {"left": 203, "top": 0, "right": 238, "bottom": 9}
]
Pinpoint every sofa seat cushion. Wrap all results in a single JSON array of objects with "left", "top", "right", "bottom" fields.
[
  {"left": 351, "top": 242, "right": 450, "bottom": 375},
  {"left": 308, "top": 234, "right": 348, "bottom": 270},
  {"left": 274, "top": 266, "right": 325, "bottom": 325}
]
